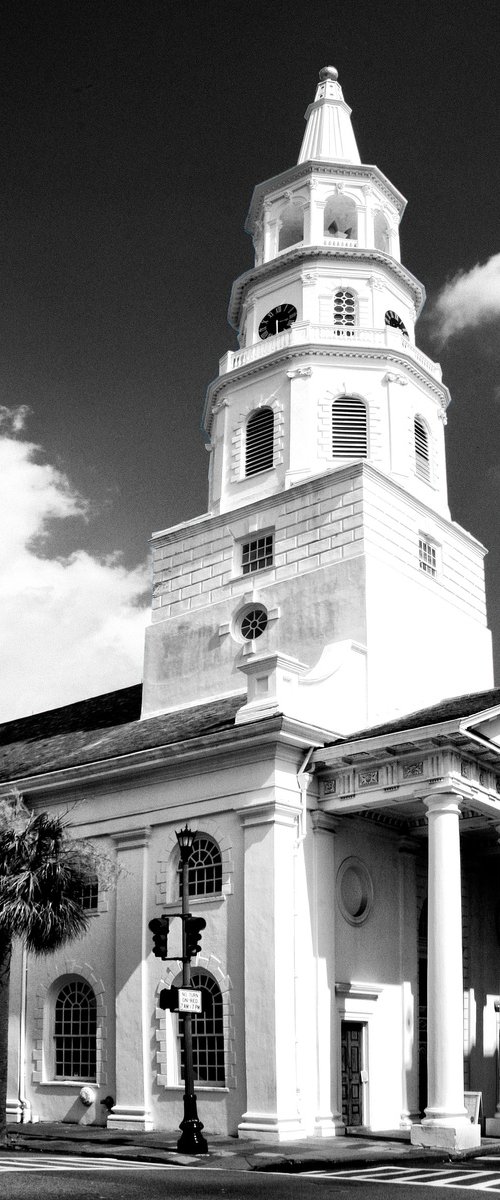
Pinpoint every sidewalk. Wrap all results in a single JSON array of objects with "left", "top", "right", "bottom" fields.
[{"left": 7, "top": 1121, "right": 500, "bottom": 1172}]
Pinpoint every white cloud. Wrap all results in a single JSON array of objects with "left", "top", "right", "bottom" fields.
[
  {"left": 0, "top": 408, "right": 148, "bottom": 722},
  {"left": 432, "top": 252, "right": 500, "bottom": 343}
]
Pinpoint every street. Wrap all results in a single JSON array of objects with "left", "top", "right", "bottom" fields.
[{"left": 2, "top": 1155, "right": 500, "bottom": 1199}]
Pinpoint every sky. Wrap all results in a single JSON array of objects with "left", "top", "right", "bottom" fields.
[{"left": 1, "top": 0, "right": 500, "bottom": 721}]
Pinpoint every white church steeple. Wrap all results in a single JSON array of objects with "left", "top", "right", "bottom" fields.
[
  {"left": 143, "top": 67, "right": 493, "bottom": 731},
  {"left": 204, "top": 66, "right": 451, "bottom": 522},
  {"left": 298, "top": 65, "right": 361, "bottom": 164}
]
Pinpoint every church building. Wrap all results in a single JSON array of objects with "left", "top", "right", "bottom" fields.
[{"left": 2, "top": 66, "right": 500, "bottom": 1154}]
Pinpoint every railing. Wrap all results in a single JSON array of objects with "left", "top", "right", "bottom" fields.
[{"left": 219, "top": 324, "right": 442, "bottom": 380}]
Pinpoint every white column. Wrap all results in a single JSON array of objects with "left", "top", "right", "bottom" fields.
[
  {"left": 108, "top": 828, "right": 153, "bottom": 1132},
  {"left": 311, "top": 813, "right": 344, "bottom": 1135},
  {"left": 411, "top": 792, "right": 480, "bottom": 1151}
]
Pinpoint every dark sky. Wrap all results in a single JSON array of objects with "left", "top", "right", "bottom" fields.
[{"left": 2, "top": 1, "right": 500, "bottom": 677}]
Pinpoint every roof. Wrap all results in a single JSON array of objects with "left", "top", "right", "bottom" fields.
[
  {"left": 325, "top": 686, "right": 500, "bottom": 748},
  {"left": 0, "top": 687, "right": 246, "bottom": 785}
]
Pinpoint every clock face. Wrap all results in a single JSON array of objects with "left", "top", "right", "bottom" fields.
[{"left": 258, "top": 303, "right": 297, "bottom": 340}]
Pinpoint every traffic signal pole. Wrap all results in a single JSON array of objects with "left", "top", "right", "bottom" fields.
[{"left": 177, "top": 845, "right": 208, "bottom": 1155}]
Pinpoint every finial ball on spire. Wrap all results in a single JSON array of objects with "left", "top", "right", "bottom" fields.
[{"left": 319, "top": 65, "right": 338, "bottom": 81}]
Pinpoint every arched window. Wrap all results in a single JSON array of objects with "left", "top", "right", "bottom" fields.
[
  {"left": 178, "top": 834, "right": 222, "bottom": 898},
  {"left": 278, "top": 202, "right": 304, "bottom": 252},
  {"left": 332, "top": 397, "right": 368, "bottom": 458},
  {"left": 179, "top": 971, "right": 225, "bottom": 1085},
  {"left": 54, "top": 979, "right": 97, "bottom": 1080},
  {"left": 324, "top": 195, "right": 357, "bottom": 241},
  {"left": 333, "top": 289, "right": 356, "bottom": 328},
  {"left": 414, "top": 417, "right": 430, "bottom": 481},
  {"left": 245, "top": 407, "right": 274, "bottom": 476}
]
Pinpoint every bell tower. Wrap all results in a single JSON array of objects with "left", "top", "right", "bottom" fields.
[
  {"left": 142, "top": 68, "right": 493, "bottom": 730},
  {"left": 205, "top": 65, "right": 449, "bottom": 522}
]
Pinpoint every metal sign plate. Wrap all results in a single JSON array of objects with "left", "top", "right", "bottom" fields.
[{"left": 178, "top": 988, "right": 202, "bottom": 1013}]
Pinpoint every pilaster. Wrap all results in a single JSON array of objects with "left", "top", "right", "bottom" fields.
[
  {"left": 107, "top": 828, "right": 153, "bottom": 1133},
  {"left": 311, "top": 812, "right": 344, "bottom": 1136},
  {"left": 237, "top": 800, "right": 306, "bottom": 1141}
]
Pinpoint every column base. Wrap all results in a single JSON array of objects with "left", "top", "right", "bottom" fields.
[
  {"left": 485, "top": 1117, "right": 500, "bottom": 1137},
  {"left": 411, "top": 1120, "right": 481, "bottom": 1152},
  {"left": 107, "top": 1105, "right": 153, "bottom": 1132},
  {"left": 313, "top": 1114, "right": 346, "bottom": 1137},
  {"left": 238, "top": 1112, "right": 306, "bottom": 1142}
]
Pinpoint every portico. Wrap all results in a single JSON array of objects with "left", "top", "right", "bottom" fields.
[{"left": 314, "top": 695, "right": 500, "bottom": 1151}]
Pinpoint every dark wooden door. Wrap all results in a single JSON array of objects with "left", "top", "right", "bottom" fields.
[{"left": 341, "top": 1021, "right": 364, "bottom": 1126}]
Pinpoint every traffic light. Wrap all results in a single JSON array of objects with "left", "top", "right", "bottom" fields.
[
  {"left": 149, "top": 915, "right": 170, "bottom": 958},
  {"left": 158, "top": 987, "right": 178, "bottom": 1011},
  {"left": 184, "top": 916, "right": 206, "bottom": 959}
]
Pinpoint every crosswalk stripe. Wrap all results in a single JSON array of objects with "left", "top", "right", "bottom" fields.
[
  {"left": 0, "top": 1153, "right": 184, "bottom": 1173},
  {"left": 300, "top": 1165, "right": 500, "bottom": 1191}
]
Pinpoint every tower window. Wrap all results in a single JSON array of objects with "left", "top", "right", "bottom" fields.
[
  {"left": 245, "top": 407, "right": 274, "bottom": 476},
  {"left": 324, "top": 195, "right": 358, "bottom": 241},
  {"left": 54, "top": 980, "right": 97, "bottom": 1080},
  {"left": 240, "top": 606, "right": 268, "bottom": 641},
  {"left": 385, "top": 309, "right": 408, "bottom": 336},
  {"left": 241, "top": 533, "right": 273, "bottom": 575},
  {"left": 178, "top": 834, "right": 222, "bottom": 898},
  {"left": 419, "top": 537, "right": 438, "bottom": 578},
  {"left": 278, "top": 202, "right": 304, "bottom": 252},
  {"left": 333, "top": 289, "right": 356, "bottom": 328},
  {"left": 332, "top": 397, "right": 367, "bottom": 458},
  {"left": 414, "top": 417, "right": 430, "bottom": 481},
  {"left": 179, "top": 972, "right": 225, "bottom": 1086}
]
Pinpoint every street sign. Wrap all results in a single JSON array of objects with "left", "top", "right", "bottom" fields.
[{"left": 178, "top": 988, "right": 202, "bottom": 1013}]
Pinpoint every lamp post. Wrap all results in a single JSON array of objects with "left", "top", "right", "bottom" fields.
[{"left": 175, "top": 825, "right": 208, "bottom": 1155}]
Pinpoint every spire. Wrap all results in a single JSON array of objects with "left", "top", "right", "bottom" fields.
[{"left": 298, "top": 66, "right": 361, "bottom": 165}]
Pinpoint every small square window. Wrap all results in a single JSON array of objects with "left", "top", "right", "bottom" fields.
[
  {"left": 241, "top": 534, "right": 273, "bottom": 575},
  {"left": 419, "top": 537, "right": 438, "bottom": 577}
]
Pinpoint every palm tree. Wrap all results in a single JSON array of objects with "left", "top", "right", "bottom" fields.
[{"left": 0, "top": 795, "right": 104, "bottom": 1145}]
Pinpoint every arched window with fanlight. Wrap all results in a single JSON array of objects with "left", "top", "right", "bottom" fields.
[
  {"left": 245, "top": 407, "right": 274, "bottom": 476},
  {"left": 178, "top": 971, "right": 225, "bottom": 1086},
  {"left": 177, "top": 833, "right": 223, "bottom": 898},
  {"left": 414, "top": 416, "right": 430, "bottom": 481},
  {"left": 333, "top": 289, "right": 356, "bottom": 330},
  {"left": 332, "top": 396, "right": 368, "bottom": 459},
  {"left": 54, "top": 979, "right": 97, "bottom": 1080}
]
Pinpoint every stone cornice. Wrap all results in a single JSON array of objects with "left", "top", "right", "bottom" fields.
[
  {"left": 151, "top": 459, "right": 485, "bottom": 565},
  {"left": 204, "top": 341, "right": 449, "bottom": 434},
  {"left": 227, "top": 245, "right": 424, "bottom": 331},
  {"left": 318, "top": 740, "right": 500, "bottom": 828},
  {"left": 245, "top": 160, "right": 407, "bottom": 233}
]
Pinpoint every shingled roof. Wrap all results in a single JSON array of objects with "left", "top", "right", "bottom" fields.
[
  {"left": 325, "top": 685, "right": 500, "bottom": 747},
  {"left": 0, "top": 686, "right": 247, "bottom": 784}
]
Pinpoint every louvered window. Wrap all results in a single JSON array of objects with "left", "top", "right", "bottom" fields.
[
  {"left": 333, "top": 289, "right": 356, "bottom": 326},
  {"left": 245, "top": 408, "right": 274, "bottom": 476},
  {"left": 419, "top": 537, "right": 437, "bottom": 577},
  {"left": 414, "top": 417, "right": 430, "bottom": 480},
  {"left": 332, "top": 397, "right": 367, "bottom": 458}
]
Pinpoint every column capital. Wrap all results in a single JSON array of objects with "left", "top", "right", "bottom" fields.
[
  {"left": 238, "top": 801, "right": 301, "bottom": 829},
  {"left": 311, "top": 811, "right": 339, "bottom": 834},
  {"left": 423, "top": 790, "right": 462, "bottom": 817}
]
